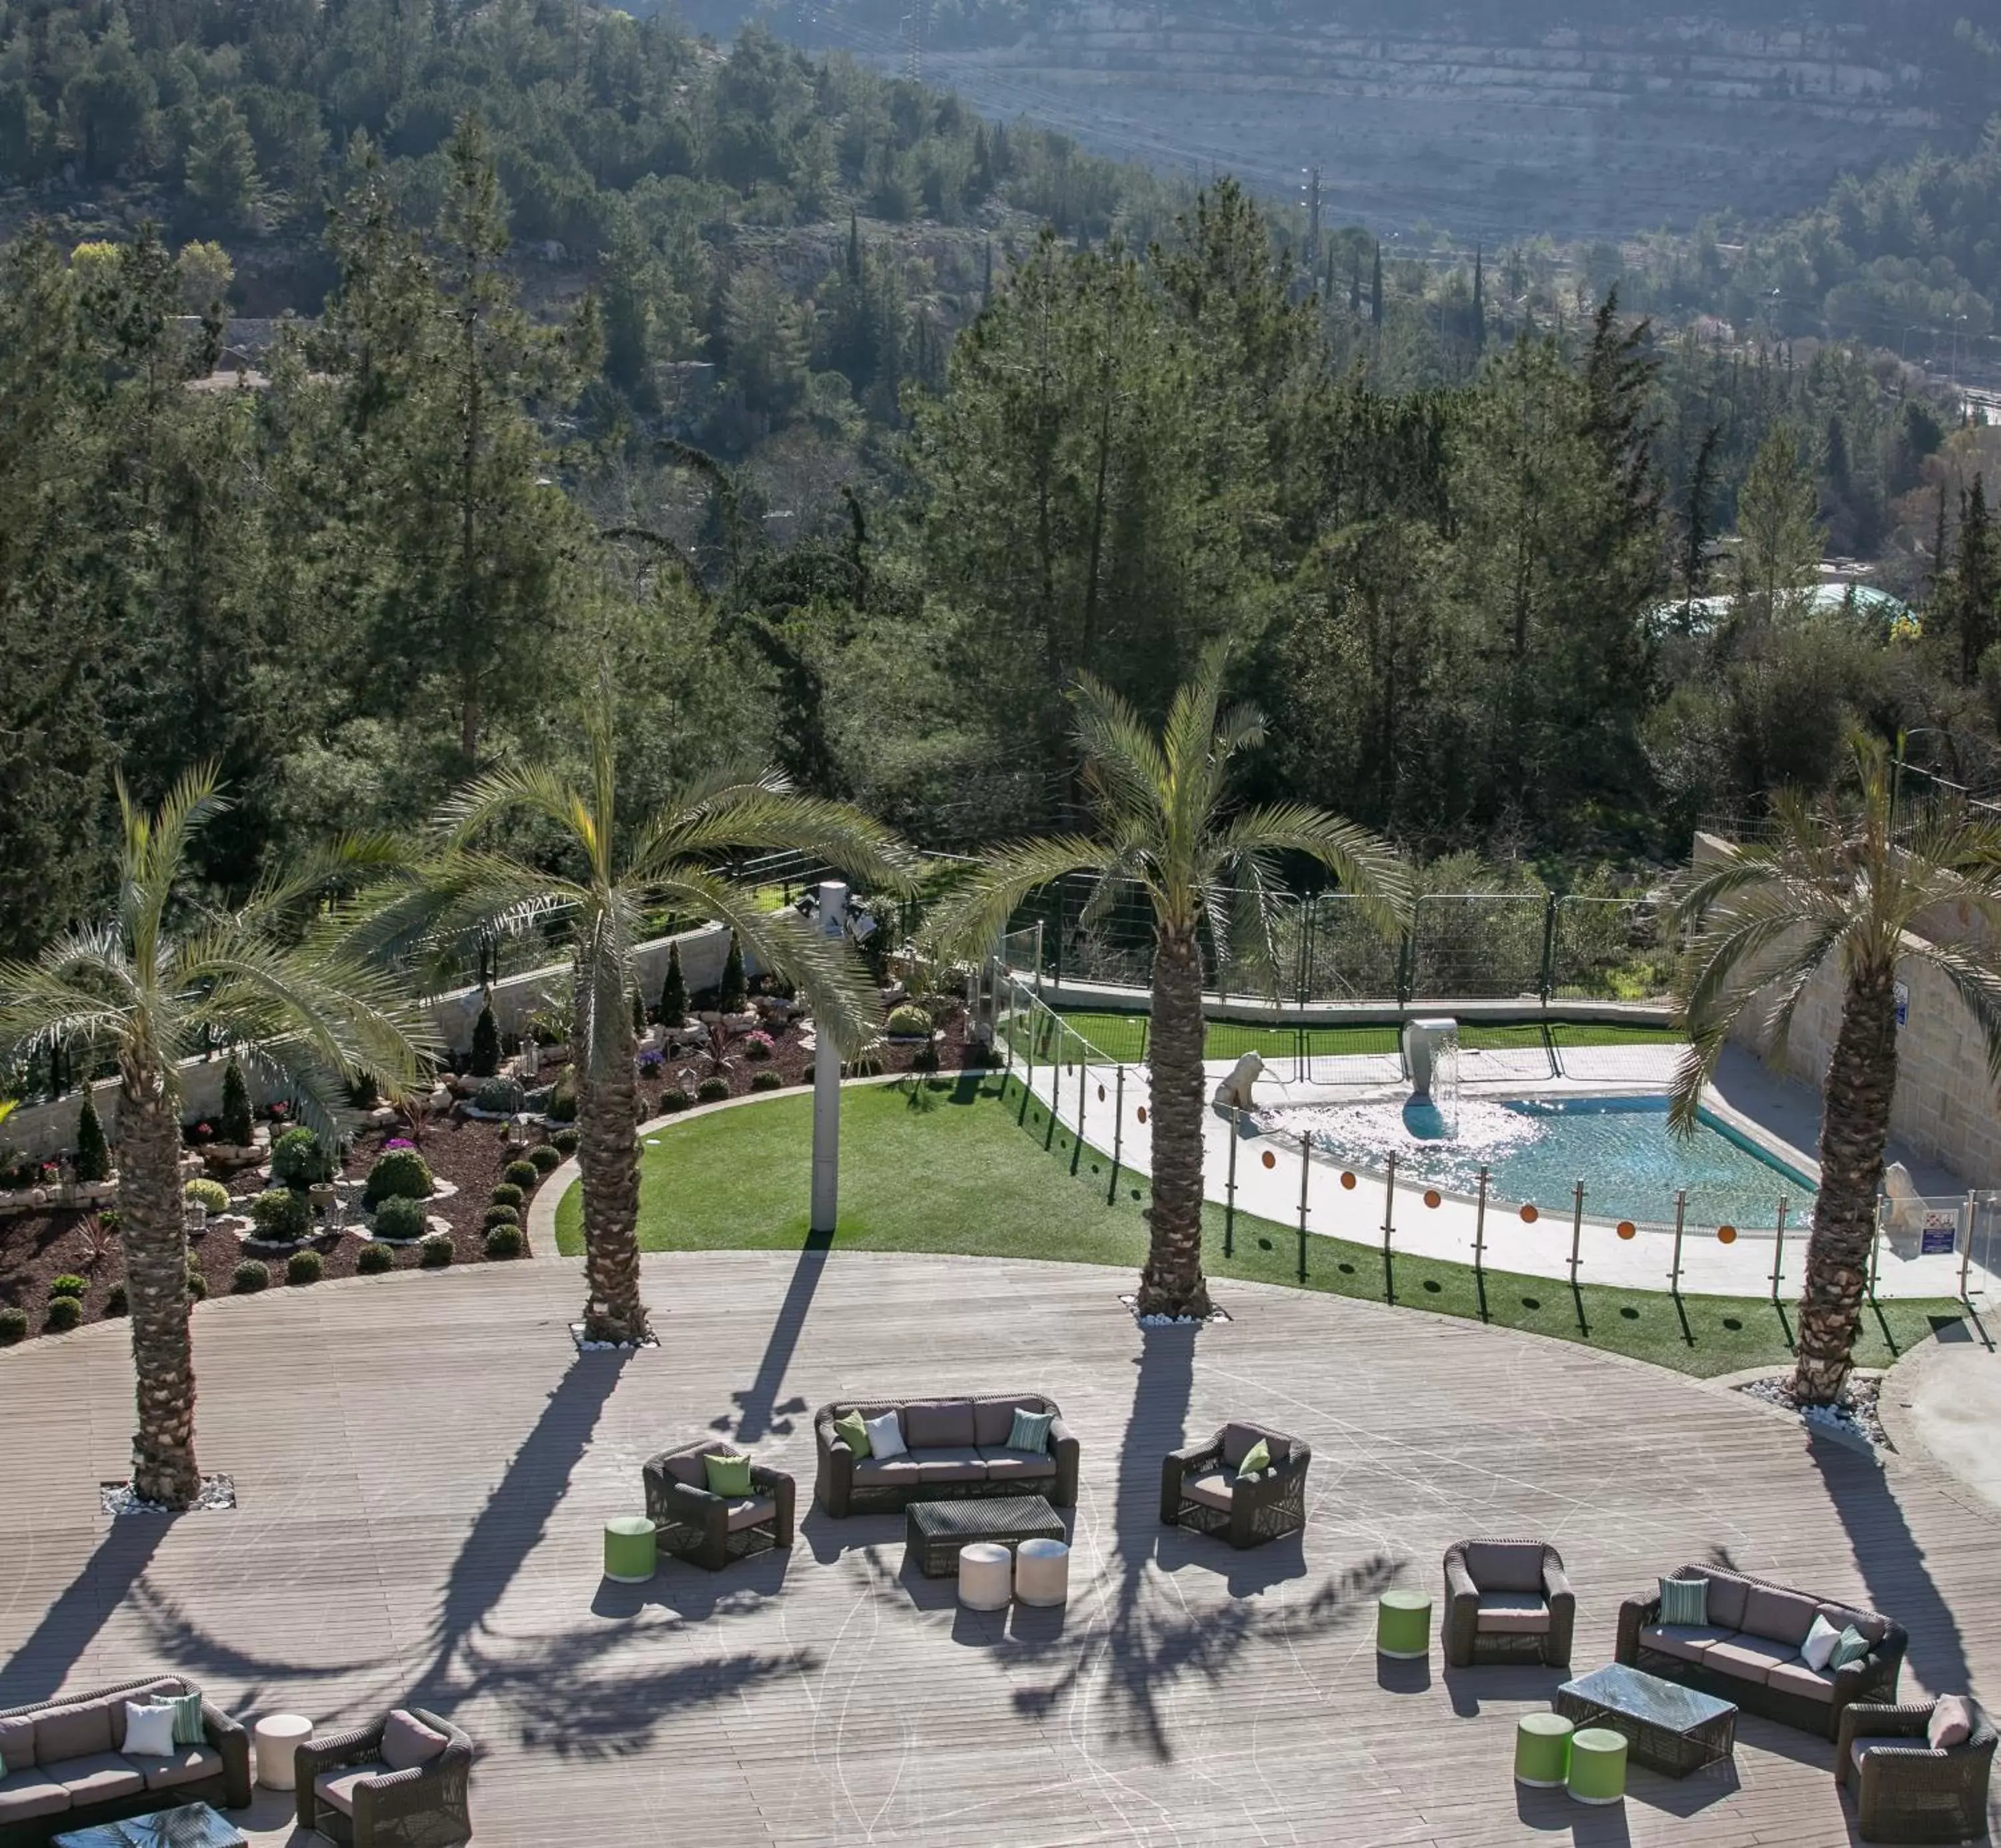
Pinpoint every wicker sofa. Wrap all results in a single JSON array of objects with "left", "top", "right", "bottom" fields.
[
  {"left": 295, "top": 1705, "right": 473, "bottom": 1847},
  {"left": 1443, "top": 1539, "right": 1575, "bottom": 1668},
  {"left": 1617, "top": 1564, "right": 1906, "bottom": 1739},
  {"left": 643, "top": 1441, "right": 795, "bottom": 1570},
  {"left": 0, "top": 1675, "right": 251, "bottom": 1847},
  {"left": 1160, "top": 1420, "right": 1311, "bottom": 1550},
  {"left": 1837, "top": 1698, "right": 1996, "bottom": 1843},
  {"left": 814, "top": 1393, "right": 1079, "bottom": 1516}
]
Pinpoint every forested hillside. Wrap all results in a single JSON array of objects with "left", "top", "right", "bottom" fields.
[{"left": 3, "top": 0, "right": 2001, "bottom": 977}]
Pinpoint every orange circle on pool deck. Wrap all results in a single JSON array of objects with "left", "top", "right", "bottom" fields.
[
  {"left": 1717, "top": 1225, "right": 1738, "bottom": 1244},
  {"left": 1519, "top": 1204, "right": 1539, "bottom": 1224},
  {"left": 1261, "top": 1150, "right": 1275, "bottom": 1170},
  {"left": 1616, "top": 1221, "right": 1637, "bottom": 1240},
  {"left": 1340, "top": 1171, "right": 1357, "bottom": 1190},
  {"left": 1137, "top": 1106, "right": 1147, "bottom": 1123},
  {"left": 1423, "top": 1189, "right": 1441, "bottom": 1209}
]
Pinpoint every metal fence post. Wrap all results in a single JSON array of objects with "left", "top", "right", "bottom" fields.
[
  {"left": 1396, "top": 919, "right": 1415, "bottom": 1007},
  {"left": 1381, "top": 1150, "right": 1398, "bottom": 1301},
  {"left": 1771, "top": 1197, "right": 1788, "bottom": 1307},
  {"left": 1868, "top": 1196, "right": 1883, "bottom": 1303},
  {"left": 1473, "top": 1164, "right": 1487, "bottom": 1292},
  {"left": 1568, "top": 1179, "right": 1584, "bottom": 1288},
  {"left": 1111, "top": 1066, "right": 1125, "bottom": 1204},
  {"left": 1297, "top": 1133, "right": 1311, "bottom": 1283},
  {"left": 1539, "top": 894, "right": 1558, "bottom": 1004},
  {"left": 1670, "top": 1190, "right": 1688, "bottom": 1296},
  {"left": 1961, "top": 1192, "right": 1976, "bottom": 1306},
  {"left": 1224, "top": 1117, "right": 1237, "bottom": 1256}
]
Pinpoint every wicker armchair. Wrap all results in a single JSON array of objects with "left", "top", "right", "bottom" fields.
[
  {"left": 1837, "top": 1699, "right": 1996, "bottom": 1843},
  {"left": 644, "top": 1441, "right": 795, "bottom": 1570},
  {"left": 1160, "top": 1420, "right": 1311, "bottom": 1549},
  {"left": 1442, "top": 1538, "right": 1575, "bottom": 1667},
  {"left": 294, "top": 1707, "right": 472, "bottom": 1847}
]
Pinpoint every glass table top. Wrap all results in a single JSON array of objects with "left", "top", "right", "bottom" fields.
[
  {"left": 54, "top": 1803, "right": 246, "bottom": 1848},
  {"left": 1561, "top": 1663, "right": 1738, "bottom": 1731}
]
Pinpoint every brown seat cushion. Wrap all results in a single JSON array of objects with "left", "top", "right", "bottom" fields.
[
  {"left": 977, "top": 1446, "right": 1057, "bottom": 1480},
  {"left": 1219, "top": 1423, "right": 1277, "bottom": 1468},
  {"left": 662, "top": 1453, "right": 705, "bottom": 1486},
  {"left": 0, "top": 1767, "right": 70, "bottom": 1824},
  {"left": 1639, "top": 1623, "right": 1735, "bottom": 1665},
  {"left": 0, "top": 1714, "right": 37, "bottom": 1770},
  {"left": 1704, "top": 1635, "right": 1800, "bottom": 1685},
  {"left": 127, "top": 1744, "right": 224, "bottom": 1793},
  {"left": 315, "top": 1760, "right": 394, "bottom": 1816},
  {"left": 901, "top": 1401, "right": 975, "bottom": 1449},
  {"left": 1850, "top": 1735, "right": 1919, "bottom": 1775},
  {"left": 1475, "top": 1594, "right": 1550, "bottom": 1635},
  {"left": 723, "top": 1494, "right": 778, "bottom": 1532},
  {"left": 35, "top": 1699, "right": 113, "bottom": 1765},
  {"left": 1766, "top": 1659, "right": 1837, "bottom": 1703},
  {"left": 972, "top": 1399, "right": 1048, "bottom": 1447},
  {"left": 380, "top": 1711, "right": 450, "bottom": 1773},
  {"left": 912, "top": 1446, "right": 986, "bottom": 1484},
  {"left": 1181, "top": 1470, "right": 1235, "bottom": 1512},
  {"left": 1703, "top": 1574, "right": 1751, "bottom": 1631},
  {"left": 1741, "top": 1585, "right": 1822, "bottom": 1647},
  {"left": 53, "top": 1751, "right": 147, "bottom": 1804},
  {"left": 851, "top": 1458, "right": 923, "bottom": 1488},
  {"left": 1465, "top": 1542, "right": 1547, "bottom": 1594}
]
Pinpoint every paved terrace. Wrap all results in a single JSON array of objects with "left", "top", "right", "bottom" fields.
[{"left": 2, "top": 1251, "right": 1998, "bottom": 1845}]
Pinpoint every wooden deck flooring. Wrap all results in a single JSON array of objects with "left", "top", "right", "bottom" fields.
[{"left": 1, "top": 1250, "right": 1996, "bottom": 1846}]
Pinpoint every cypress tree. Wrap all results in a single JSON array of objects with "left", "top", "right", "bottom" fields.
[
  {"left": 470, "top": 1001, "right": 502, "bottom": 1077},
  {"left": 1949, "top": 474, "right": 1998, "bottom": 684},
  {"left": 719, "top": 931, "right": 747, "bottom": 1012},
  {"left": 846, "top": 209, "right": 862, "bottom": 284},
  {"left": 632, "top": 989, "right": 646, "bottom": 1036},
  {"left": 220, "top": 1056, "right": 253, "bottom": 1146},
  {"left": 1472, "top": 245, "right": 1486, "bottom": 350},
  {"left": 1370, "top": 242, "right": 1383, "bottom": 329},
  {"left": 658, "top": 941, "right": 688, "bottom": 1025},
  {"left": 74, "top": 1093, "right": 111, "bottom": 1183}
]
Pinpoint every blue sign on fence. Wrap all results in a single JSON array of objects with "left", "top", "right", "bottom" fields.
[{"left": 1921, "top": 1210, "right": 1958, "bottom": 1258}]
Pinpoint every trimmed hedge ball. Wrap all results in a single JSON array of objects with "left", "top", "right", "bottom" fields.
[
  {"left": 286, "top": 1249, "right": 323, "bottom": 1286},
  {"left": 419, "top": 1233, "right": 454, "bottom": 1269},
  {"left": 356, "top": 1242, "right": 396, "bottom": 1275},
  {"left": 231, "top": 1260, "right": 269, "bottom": 1294},
  {"left": 484, "top": 1223, "right": 524, "bottom": 1259},
  {"left": 372, "top": 1195, "right": 428, "bottom": 1242},
  {"left": 44, "top": 1295, "right": 83, "bottom": 1332},
  {"left": 363, "top": 1147, "right": 434, "bottom": 1208}
]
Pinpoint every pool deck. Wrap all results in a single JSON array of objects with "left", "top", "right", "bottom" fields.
[{"left": 1014, "top": 1044, "right": 1988, "bottom": 1300}]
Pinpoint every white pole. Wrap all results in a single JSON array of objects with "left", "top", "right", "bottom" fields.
[{"left": 810, "top": 881, "right": 847, "bottom": 1236}]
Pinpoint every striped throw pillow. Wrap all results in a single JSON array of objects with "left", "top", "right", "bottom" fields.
[
  {"left": 151, "top": 1692, "right": 206, "bottom": 1747},
  {"left": 1008, "top": 1408, "right": 1055, "bottom": 1454},
  {"left": 1658, "top": 1576, "right": 1710, "bottom": 1627},
  {"left": 1828, "top": 1625, "right": 1872, "bottom": 1671}
]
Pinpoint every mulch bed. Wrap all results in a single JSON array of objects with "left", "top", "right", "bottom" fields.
[{"left": 0, "top": 995, "right": 986, "bottom": 1348}]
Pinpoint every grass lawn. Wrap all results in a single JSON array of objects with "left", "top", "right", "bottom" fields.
[{"left": 555, "top": 1075, "right": 1963, "bottom": 1378}]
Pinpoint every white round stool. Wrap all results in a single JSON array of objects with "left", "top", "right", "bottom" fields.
[
  {"left": 254, "top": 1713, "right": 313, "bottom": 1791},
  {"left": 957, "top": 1542, "right": 1013, "bottom": 1610},
  {"left": 1014, "top": 1537, "right": 1070, "bottom": 1606}
]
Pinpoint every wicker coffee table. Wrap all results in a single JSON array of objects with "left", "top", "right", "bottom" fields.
[
  {"left": 1555, "top": 1663, "right": 1738, "bottom": 1777},
  {"left": 904, "top": 1494, "right": 1065, "bottom": 1577},
  {"left": 55, "top": 1803, "right": 247, "bottom": 1848}
]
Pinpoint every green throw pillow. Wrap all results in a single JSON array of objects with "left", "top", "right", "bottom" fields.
[
  {"left": 151, "top": 1692, "right": 205, "bottom": 1747},
  {"left": 1236, "top": 1438, "right": 1271, "bottom": 1479},
  {"left": 1658, "top": 1576, "right": 1710, "bottom": 1627},
  {"left": 1828, "top": 1625, "right": 1872, "bottom": 1671},
  {"left": 1007, "top": 1407, "right": 1055, "bottom": 1454},
  {"left": 834, "top": 1411, "right": 871, "bottom": 1458},
  {"left": 703, "top": 1452, "right": 753, "bottom": 1496}
]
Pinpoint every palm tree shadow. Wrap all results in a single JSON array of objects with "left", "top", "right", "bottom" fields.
[
  {"left": 0, "top": 1517, "right": 173, "bottom": 1704},
  {"left": 720, "top": 1228, "right": 831, "bottom": 1443}
]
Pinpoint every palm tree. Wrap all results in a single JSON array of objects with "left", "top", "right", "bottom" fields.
[
  {"left": 932, "top": 644, "right": 1408, "bottom": 1319},
  {"left": 0, "top": 769, "right": 433, "bottom": 1508},
  {"left": 365, "top": 708, "right": 913, "bottom": 1345},
  {"left": 1670, "top": 734, "right": 2001, "bottom": 1404}
]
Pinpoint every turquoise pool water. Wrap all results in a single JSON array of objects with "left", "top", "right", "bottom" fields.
[{"left": 1262, "top": 1093, "right": 1815, "bottom": 1230}]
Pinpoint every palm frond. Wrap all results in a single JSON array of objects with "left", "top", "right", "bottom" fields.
[
  {"left": 632, "top": 785, "right": 919, "bottom": 897},
  {"left": 1071, "top": 672, "right": 1169, "bottom": 833},
  {"left": 435, "top": 762, "right": 590, "bottom": 849},
  {"left": 1213, "top": 803, "right": 1411, "bottom": 941},
  {"left": 924, "top": 837, "right": 1117, "bottom": 963},
  {"left": 1910, "top": 941, "right": 2001, "bottom": 1087}
]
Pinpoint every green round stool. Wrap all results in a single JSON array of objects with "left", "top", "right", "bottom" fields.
[
  {"left": 1566, "top": 1727, "right": 1627, "bottom": 1805},
  {"left": 1514, "top": 1713, "right": 1575, "bottom": 1788},
  {"left": 1375, "top": 1590, "right": 1433, "bottom": 1660},
  {"left": 603, "top": 1516, "right": 656, "bottom": 1584}
]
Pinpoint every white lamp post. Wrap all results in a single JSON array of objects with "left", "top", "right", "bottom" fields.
[{"left": 810, "top": 881, "right": 846, "bottom": 1236}]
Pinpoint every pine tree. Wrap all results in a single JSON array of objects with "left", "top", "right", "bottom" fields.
[
  {"left": 219, "top": 1056, "right": 253, "bottom": 1146},
  {"left": 74, "top": 1094, "right": 111, "bottom": 1183},
  {"left": 719, "top": 931, "right": 747, "bottom": 1011},
  {"left": 1679, "top": 423, "right": 1722, "bottom": 628},
  {"left": 1948, "top": 474, "right": 1998, "bottom": 684},
  {"left": 470, "top": 1001, "right": 501, "bottom": 1077},
  {"left": 659, "top": 941, "right": 688, "bottom": 1025},
  {"left": 1735, "top": 424, "right": 1824, "bottom": 624}
]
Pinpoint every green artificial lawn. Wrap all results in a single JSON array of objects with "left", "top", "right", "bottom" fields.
[{"left": 555, "top": 1075, "right": 1964, "bottom": 1379}]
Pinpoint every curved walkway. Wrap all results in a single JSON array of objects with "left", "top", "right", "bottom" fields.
[{"left": 1, "top": 1252, "right": 1996, "bottom": 1845}]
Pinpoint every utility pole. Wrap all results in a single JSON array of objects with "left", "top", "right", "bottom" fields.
[{"left": 902, "top": 0, "right": 925, "bottom": 83}]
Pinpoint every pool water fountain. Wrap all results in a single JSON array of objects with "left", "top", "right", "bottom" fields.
[{"left": 1401, "top": 1017, "right": 1461, "bottom": 1138}]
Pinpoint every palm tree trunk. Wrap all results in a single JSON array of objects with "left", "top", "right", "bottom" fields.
[
  {"left": 118, "top": 1061, "right": 201, "bottom": 1507},
  {"left": 576, "top": 1012, "right": 650, "bottom": 1345},
  {"left": 1138, "top": 925, "right": 1211, "bottom": 1319},
  {"left": 1795, "top": 959, "right": 1899, "bottom": 1404}
]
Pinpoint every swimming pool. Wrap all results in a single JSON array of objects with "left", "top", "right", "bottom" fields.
[{"left": 1258, "top": 1093, "right": 1815, "bottom": 1230}]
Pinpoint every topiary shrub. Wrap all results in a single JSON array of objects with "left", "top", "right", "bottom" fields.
[
  {"left": 231, "top": 1260, "right": 269, "bottom": 1294},
  {"left": 545, "top": 1066, "right": 578, "bottom": 1123},
  {"left": 482, "top": 1204, "right": 520, "bottom": 1231},
  {"left": 526, "top": 1143, "right": 561, "bottom": 1174},
  {"left": 269, "top": 1126, "right": 334, "bottom": 1189},
  {"left": 886, "top": 1003, "right": 933, "bottom": 1038},
  {"left": 631, "top": 990, "right": 646, "bottom": 1036},
  {"left": 552, "top": 1127, "right": 578, "bottom": 1156},
  {"left": 470, "top": 1001, "right": 502, "bottom": 1078},
  {"left": 474, "top": 1075, "right": 522, "bottom": 1114},
  {"left": 48, "top": 1274, "right": 87, "bottom": 1300},
  {"left": 660, "top": 1087, "right": 692, "bottom": 1113},
  {"left": 658, "top": 942, "right": 688, "bottom": 1027},
  {"left": 696, "top": 1076, "right": 730, "bottom": 1104},
  {"left": 183, "top": 1178, "right": 231, "bottom": 1216},
  {"left": 44, "top": 1294, "right": 82, "bottom": 1332},
  {"left": 286, "top": 1249, "right": 323, "bottom": 1286},
  {"left": 363, "top": 1147, "right": 433, "bottom": 1208},
  {"left": 750, "top": 1070, "right": 784, "bottom": 1093},
  {"left": 719, "top": 931, "right": 747, "bottom": 1012},
  {"left": 502, "top": 1158, "right": 540, "bottom": 1191},
  {"left": 219, "top": 1056, "right": 253, "bottom": 1145},
  {"left": 104, "top": 1281, "right": 127, "bottom": 1315},
  {"left": 484, "top": 1223, "right": 524, "bottom": 1259},
  {"left": 419, "top": 1233, "right": 454, "bottom": 1268},
  {"left": 356, "top": 1241, "right": 395, "bottom": 1275},
  {"left": 249, "top": 1188, "right": 311, "bottom": 1242},
  {"left": 73, "top": 1095, "right": 111, "bottom": 1183},
  {"left": 185, "top": 1260, "right": 207, "bottom": 1301},
  {"left": 372, "top": 1195, "right": 427, "bottom": 1242},
  {"left": 490, "top": 1182, "right": 524, "bottom": 1209},
  {"left": 0, "top": 1306, "right": 27, "bottom": 1345}
]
